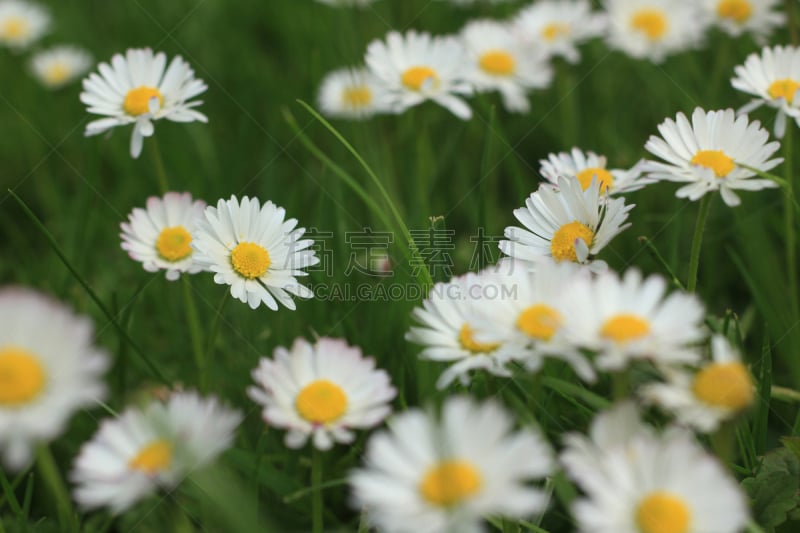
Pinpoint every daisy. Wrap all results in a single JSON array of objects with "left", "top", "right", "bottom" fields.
[
  {"left": 71, "top": 391, "right": 241, "bottom": 514},
  {"left": 643, "top": 107, "right": 781, "bottom": 206},
  {"left": 603, "top": 0, "right": 707, "bottom": 63},
  {"left": 0, "top": 287, "right": 108, "bottom": 471},
  {"left": 732, "top": 45, "right": 800, "bottom": 138},
  {"left": 560, "top": 268, "right": 706, "bottom": 370},
  {"left": 499, "top": 175, "right": 634, "bottom": 269},
  {"left": 0, "top": 0, "right": 48, "bottom": 50},
  {"left": 641, "top": 335, "right": 754, "bottom": 432},
  {"left": 120, "top": 192, "right": 207, "bottom": 281},
  {"left": 460, "top": 19, "right": 553, "bottom": 113},
  {"left": 540, "top": 147, "right": 652, "bottom": 195},
  {"left": 30, "top": 45, "right": 92, "bottom": 89},
  {"left": 703, "top": 0, "right": 785, "bottom": 42},
  {"left": 365, "top": 30, "right": 473, "bottom": 119},
  {"left": 513, "top": 0, "right": 608, "bottom": 64},
  {"left": 248, "top": 337, "right": 396, "bottom": 450},
  {"left": 192, "top": 195, "right": 319, "bottom": 310},
  {"left": 317, "top": 67, "right": 388, "bottom": 119},
  {"left": 80, "top": 48, "right": 208, "bottom": 158},
  {"left": 350, "top": 396, "right": 554, "bottom": 533},
  {"left": 561, "top": 402, "right": 750, "bottom": 533}
]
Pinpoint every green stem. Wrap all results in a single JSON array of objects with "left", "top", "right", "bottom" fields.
[
  {"left": 710, "top": 420, "right": 736, "bottom": 467},
  {"left": 788, "top": 0, "right": 799, "bottom": 45},
  {"left": 182, "top": 278, "right": 207, "bottom": 392},
  {"left": 36, "top": 446, "right": 76, "bottom": 532},
  {"left": 311, "top": 448, "right": 324, "bottom": 533},
  {"left": 151, "top": 138, "right": 169, "bottom": 194},
  {"left": 204, "top": 291, "right": 229, "bottom": 366},
  {"left": 611, "top": 369, "right": 631, "bottom": 401},
  {"left": 686, "top": 194, "right": 712, "bottom": 293},
  {"left": 784, "top": 126, "right": 798, "bottom": 318}
]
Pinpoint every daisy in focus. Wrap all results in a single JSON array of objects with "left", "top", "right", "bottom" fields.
[
  {"left": 80, "top": 48, "right": 208, "bottom": 158},
  {"left": 120, "top": 192, "right": 207, "bottom": 281},
  {"left": 0, "top": 0, "right": 48, "bottom": 50},
  {"left": 703, "top": 0, "right": 784, "bottom": 42},
  {"left": 460, "top": 19, "right": 553, "bottom": 113},
  {"left": 644, "top": 107, "right": 781, "bottom": 206},
  {"left": 317, "top": 67, "right": 388, "bottom": 119},
  {"left": 539, "top": 146, "right": 652, "bottom": 195},
  {"left": 192, "top": 195, "right": 319, "bottom": 310},
  {"left": 641, "top": 335, "right": 754, "bottom": 432},
  {"left": 71, "top": 391, "right": 241, "bottom": 514},
  {"left": 30, "top": 45, "right": 92, "bottom": 89},
  {"left": 365, "top": 30, "right": 473, "bottom": 119},
  {"left": 350, "top": 396, "right": 554, "bottom": 533},
  {"left": 248, "top": 337, "right": 396, "bottom": 450},
  {"left": 0, "top": 287, "right": 108, "bottom": 471}
]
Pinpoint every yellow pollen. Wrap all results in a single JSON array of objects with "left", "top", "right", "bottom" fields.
[
  {"left": 550, "top": 221, "right": 594, "bottom": 262},
  {"left": 479, "top": 50, "right": 516, "bottom": 76},
  {"left": 123, "top": 86, "right": 164, "bottom": 116},
  {"left": 2, "top": 17, "right": 28, "bottom": 39},
  {"left": 601, "top": 314, "right": 651, "bottom": 343},
  {"left": 401, "top": 66, "right": 439, "bottom": 91},
  {"left": 44, "top": 63, "right": 70, "bottom": 85},
  {"left": 692, "top": 362, "right": 754, "bottom": 410},
  {"left": 156, "top": 226, "right": 193, "bottom": 262},
  {"left": 541, "top": 23, "right": 570, "bottom": 42},
  {"left": 576, "top": 167, "right": 614, "bottom": 192},
  {"left": 517, "top": 304, "right": 563, "bottom": 341},
  {"left": 458, "top": 324, "right": 500, "bottom": 353},
  {"left": 230, "top": 242, "right": 271, "bottom": 279},
  {"left": 342, "top": 85, "right": 373, "bottom": 108},
  {"left": 768, "top": 79, "right": 800, "bottom": 103},
  {"left": 691, "top": 150, "right": 735, "bottom": 178},
  {"left": 420, "top": 460, "right": 482, "bottom": 507},
  {"left": 717, "top": 0, "right": 752, "bottom": 23},
  {"left": 295, "top": 379, "right": 348, "bottom": 424},
  {"left": 635, "top": 491, "right": 691, "bottom": 533},
  {"left": 0, "top": 347, "right": 46, "bottom": 406},
  {"left": 129, "top": 440, "right": 172, "bottom": 474},
  {"left": 631, "top": 9, "right": 668, "bottom": 40}
]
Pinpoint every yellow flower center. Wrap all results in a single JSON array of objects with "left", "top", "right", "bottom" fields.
[
  {"left": 517, "top": 304, "right": 563, "bottom": 341},
  {"left": 691, "top": 150, "right": 735, "bottom": 178},
  {"left": 123, "top": 86, "right": 164, "bottom": 116},
  {"left": 419, "top": 460, "right": 482, "bottom": 507},
  {"left": 230, "top": 242, "right": 271, "bottom": 279},
  {"left": 0, "top": 347, "right": 46, "bottom": 406},
  {"left": 631, "top": 9, "right": 668, "bottom": 40},
  {"left": 295, "top": 379, "right": 348, "bottom": 424},
  {"left": 129, "top": 440, "right": 172, "bottom": 474},
  {"left": 541, "top": 23, "right": 570, "bottom": 42},
  {"left": 342, "top": 86, "right": 373, "bottom": 108},
  {"left": 401, "top": 66, "right": 439, "bottom": 91},
  {"left": 458, "top": 324, "right": 500, "bottom": 353},
  {"left": 550, "top": 221, "right": 594, "bottom": 262},
  {"left": 635, "top": 491, "right": 691, "bottom": 533},
  {"left": 717, "top": 0, "right": 752, "bottom": 23},
  {"left": 156, "top": 226, "right": 193, "bottom": 262},
  {"left": 2, "top": 17, "right": 28, "bottom": 39},
  {"left": 44, "top": 63, "right": 71, "bottom": 85},
  {"left": 576, "top": 167, "right": 614, "bottom": 193},
  {"left": 768, "top": 79, "right": 800, "bottom": 103},
  {"left": 691, "top": 362, "right": 754, "bottom": 410},
  {"left": 479, "top": 50, "right": 516, "bottom": 76},
  {"left": 601, "top": 314, "right": 651, "bottom": 343}
]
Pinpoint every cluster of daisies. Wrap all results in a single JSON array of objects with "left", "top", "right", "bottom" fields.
[{"left": 317, "top": 0, "right": 786, "bottom": 120}]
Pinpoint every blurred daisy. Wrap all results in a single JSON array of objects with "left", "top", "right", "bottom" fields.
[
  {"left": 365, "top": 30, "right": 473, "bottom": 119},
  {"left": 641, "top": 335, "right": 754, "bottom": 432},
  {"left": 0, "top": 287, "right": 108, "bottom": 471},
  {"left": 317, "top": 67, "right": 388, "bottom": 119},
  {"left": 193, "top": 195, "right": 319, "bottom": 310},
  {"left": 350, "top": 396, "right": 554, "bottom": 533},
  {"left": 603, "top": 0, "right": 706, "bottom": 63},
  {"left": 644, "top": 107, "right": 781, "bottom": 206},
  {"left": 120, "top": 192, "right": 207, "bottom": 281},
  {"left": 460, "top": 19, "right": 553, "bottom": 113},
  {"left": 80, "top": 48, "right": 208, "bottom": 158},
  {"left": 248, "top": 337, "right": 396, "bottom": 450},
  {"left": 499, "top": 176, "right": 634, "bottom": 269},
  {"left": 560, "top": 268, "right": 705, "bottom": 370},
  {"left": 0, "top": 0, "right": 48, "bottom": 50},
  {"left": 703, "top": 0, "right": 784, "bottom": 42},
  {"left": 540, "top": 147, "right": 652, "bottom": 195},
  {"left": 30, "top": 45, "right": 92, "bottom": 89},
  {"left": 513, "top": 0, "right": 607, "bottom": 63},
  {"left": 561, "top": 402, "right": 749, "bottom": 533},
  {"left": 71, "top": 391, "right": 241, "bottom": 514}
]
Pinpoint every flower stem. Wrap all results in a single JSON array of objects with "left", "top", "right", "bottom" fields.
[
  {"left": 311, "top": 448, "right": 324, "bottom": 533},
  {"left": 151, "top": 138, "right": 169, "bottom": 194},
  {"left": 182, "top": 277, "right": 207, "bottom": 392},
  {"left": 784, "top": 126, "right": 798, "bottom": 318},
  {"left": 36, "top": 446, "right": 76, "bottom": 532},
  {"left": 686, "top": 195, "right": 712, "bottom": 293}
]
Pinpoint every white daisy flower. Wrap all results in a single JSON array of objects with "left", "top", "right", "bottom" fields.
[
  {"left": 80, "top": 48, "right": 208, "bottom": 159},
  {"left": 71, "top": 391, "right": 241, "bottom": 514},
  {"left": 540, "top": 147, "right": 652, "bottom": 195},
  {"left": 30, "top": 45, "right": 92, "bottom": 89},
  {"left": 0, "top": 0, "right": 48, "bottom": 50},
  {"left": 560, "top": 268, "right": 706, "bottom": 370},
  {"left": 460, "top": 19, "right": 553, "bottom": 113},
  {"left": 317, "top": 67, "right": 389, "bottom": 120},
  {"left": 603, "top": 0, "right": 707, "bottom": 63},
  {"left": 641, "top": 335, "right": 754, "bottom": 432},
  {"left": 0, "top": 287, "right": 108, "bottom": 471},
  {"left": 732, "top": 45, "right": 800, "bottom": 138},
  {"left": 561, "top": 402, "right": 750, "bottom": 533},
  {"left": 365, "top": 30, "right": 473, "bottom": 119},
  {"left": 513, "top": 0, "right": 607, "bottom": 64},
  {"left": 499, "top": 175, "right": 634, "bottom": 269},
  {"left": 248, "top": 337, "right": 396, "bottom": 450},
  {"left": 350, "top": 396, "right": 554, "bottom": 533},
  {"left": 703, "top": 0, "right": 785, "bottom": 42},
  {"left": 643, "top": 107, "right": 782, "bottom": 207},
  {"left": 192, "top": 195, "right": 319, "bottom": 310},
  {"left": 120, "top": 192, "right": 207, "bottom": 281}
]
